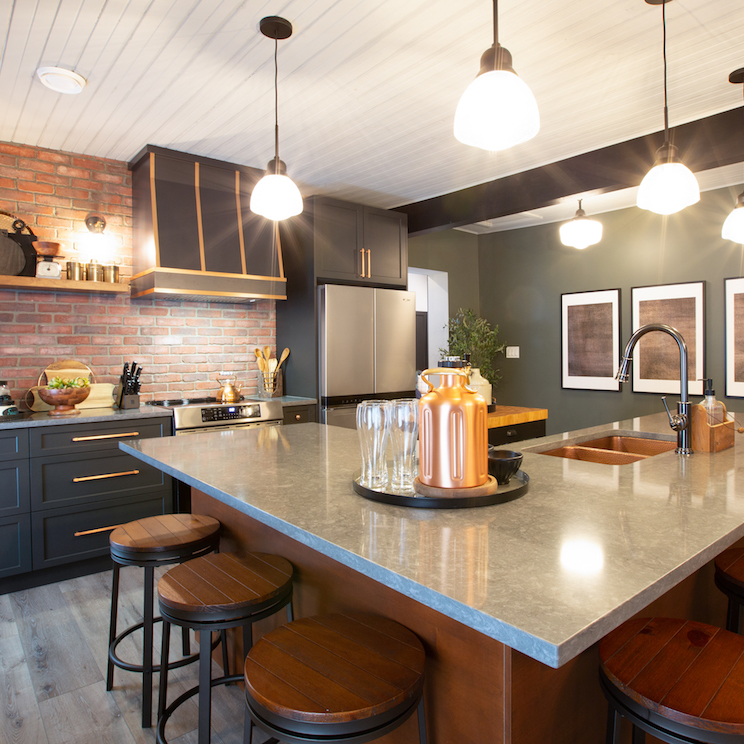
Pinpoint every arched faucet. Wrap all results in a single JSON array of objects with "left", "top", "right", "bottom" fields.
[{"left": 616, "top": 323, "right": 692, "bottom": 455}]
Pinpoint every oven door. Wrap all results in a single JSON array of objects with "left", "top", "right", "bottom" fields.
[{"left": 175, "top": 420, "right": 282, "bottom": 436}]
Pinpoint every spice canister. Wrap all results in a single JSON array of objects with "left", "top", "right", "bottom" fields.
[
  {"left": 66, "top": 261, "right": 86, "bottom": 281},
  {"left": 86, "top": 262, "right": 104, "bottom": 282},
  {"left": 418, "top": 367, "right": 488, "bottom": 489},
  {"left": 103, "top": 264, "right": 119, "bottom": 283}
]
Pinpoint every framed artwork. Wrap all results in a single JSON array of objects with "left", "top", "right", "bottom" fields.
[
  {"left": 631, "top": 281, "right": 705, "bottom": 396},
  {"left": 561, "top": 289, "right": 620, "bottom": 391},
  {"left": 725, "top": 277, "right": 744, "bottom": 397}
]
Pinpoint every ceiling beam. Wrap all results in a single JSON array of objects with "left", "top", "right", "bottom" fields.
[{"left": 395, "top": 107, "right": 744, "bottom": 236}]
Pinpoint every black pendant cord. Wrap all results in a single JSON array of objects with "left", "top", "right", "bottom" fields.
[
  {"left": 662, "top": 0, "right": 669, "bottom": 142},
  {"left": 274, "top": 37, "right": 280, "bottom": 174},
  {"left": 493, "top": 0, "right": 498, "bottom": 46}
]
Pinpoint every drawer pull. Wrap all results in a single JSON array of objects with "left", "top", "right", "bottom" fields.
[
  {"left": 72, "top": 469, "right": 140, "bottom": 483},
  {"left": 74, "top": 524, "right": 123, "bottom": 537},
  {"left": 295, "top": 413, "right": 301, "bottom": 421},
  {"left": 506, "top": 429, "right": 517, "bottom": 436},
  {"left": 72, "top": 431, "right": 140, "bottom": 442}
]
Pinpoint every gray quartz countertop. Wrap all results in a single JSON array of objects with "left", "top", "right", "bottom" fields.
[
  {"left": 120, "top": 413, "right": 744, "bottom": 668},
  {"left": 0, "top": 406, "right": 174, "bottom": 429}
]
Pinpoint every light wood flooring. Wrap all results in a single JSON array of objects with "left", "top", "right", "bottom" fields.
[{"left": 0, "top": 566, "right": 269, "bottom": 744}]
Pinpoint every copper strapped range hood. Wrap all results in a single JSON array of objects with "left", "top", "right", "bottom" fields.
[{"left": 128, "top": 145, "right": 287, "bottom": 303}]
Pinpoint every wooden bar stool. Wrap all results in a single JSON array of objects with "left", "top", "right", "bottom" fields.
[
  {"left": 714, "top": 548, "right": 744, "bottom": 633},
  {"left": 599, "top": 616, "right": 744, "bottom": 744},
  {"left": 244, "top": 613, "right": 427, "bottom": 744},
  {"left": 107, "top": 513, "right": 221, "bottom": 728},
  {"left": 156, "top": 551, "right": 294, "bottom": 744}
]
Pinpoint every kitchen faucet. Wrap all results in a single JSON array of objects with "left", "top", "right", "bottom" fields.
[{"left": 616, "top": 323, "right": 692, "bottom": 455}]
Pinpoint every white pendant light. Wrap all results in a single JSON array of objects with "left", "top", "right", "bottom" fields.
[
  {"left": 637, "top": 0, "right": 699, "bottom": 216},
  {"left": 250, "top": 17, "right": 303, "bottom": 222},
  {"left": 454, "top": 0, "right": 539, "bottom": 152},
  {"left": 559, "top": 200, "right": 603, "bottom": 250},
  {"left": 722, "top": 191, "right": 744, "bottom": 243}
]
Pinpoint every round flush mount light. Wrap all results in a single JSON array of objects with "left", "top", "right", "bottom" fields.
[{"left": 36, "top": 66, "right": 87, "bottom": 94}]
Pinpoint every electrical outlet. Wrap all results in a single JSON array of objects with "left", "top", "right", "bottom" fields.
[{"left": 506, "top": 346, "right": 520, "bottom": 359}]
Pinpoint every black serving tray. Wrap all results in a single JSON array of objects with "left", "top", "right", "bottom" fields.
[{"left": 352, "top": 470, "right": 529, "bottom": 509}]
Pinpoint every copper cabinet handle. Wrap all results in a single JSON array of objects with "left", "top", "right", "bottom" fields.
[
  {"left": 295, "top": 413, "right": 301, "bottom": 421},
  {"left": 72, "top": 431, "right": 140, "bottom": 442},
  {"left": 74, "top": 523, "right": 123, "bottom": 537},
  {"left": 359, "top": 248, "right": 366, "bottom": 277},
  {"left": 72, "top": 469, "right": 140, "bottom": 483},
  {"left": 366, "top": 249, "right": 371, "bottom": 277}
]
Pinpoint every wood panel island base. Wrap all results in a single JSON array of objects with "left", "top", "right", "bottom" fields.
[
  {"left": 191, "top": 491, "right": 728, "bottom": 744},
  {"left": 121, "top": 416, "right": 744, "bottom": 744}
]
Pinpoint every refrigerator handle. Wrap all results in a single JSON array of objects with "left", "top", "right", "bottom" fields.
[
  {"left": 359, "top": 248, "right": 365, "bottom": 278},
  {"left": 366, "top": 249, "right": 371, "bottom": 278}
]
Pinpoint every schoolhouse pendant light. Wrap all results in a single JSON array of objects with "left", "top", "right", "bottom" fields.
[
  {"left": 722, "top": 69, "right": 744, "bottom": 243},
  {"left": 559, "top": 200, "right": 603, "bottom": 250},
  {"left": 250, "top": 16, "right": 303, "bottom": 221},
  {"left": 454, "top": 0, "right": 539, "bottom": 151},
  {"left": 636, "top": 0, "right": 699, "bottom": 216}
]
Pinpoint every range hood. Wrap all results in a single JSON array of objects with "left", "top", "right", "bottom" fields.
[{"left": 128, "top": 146, "right": 286, "bottom": 303}]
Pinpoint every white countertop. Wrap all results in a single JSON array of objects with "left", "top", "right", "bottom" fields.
[{"left": 120, "top": 414, "right": 744, "bottom": 668}]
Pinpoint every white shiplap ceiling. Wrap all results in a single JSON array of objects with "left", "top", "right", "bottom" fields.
[{"left": 1, "top": 0, "right": 743, "bottom": 224}]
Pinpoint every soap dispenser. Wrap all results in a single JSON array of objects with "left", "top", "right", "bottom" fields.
[{"left": 702, "top": 379, "right": 725, "bottom": 426}]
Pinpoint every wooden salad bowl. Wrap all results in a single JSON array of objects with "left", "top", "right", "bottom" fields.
[{"left": 37, "top": 386, "right": 90, "bottom": 415}]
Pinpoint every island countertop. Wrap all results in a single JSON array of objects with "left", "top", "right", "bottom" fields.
[{"left": 121, "top": 413, "right": 744, "bottom": 668}]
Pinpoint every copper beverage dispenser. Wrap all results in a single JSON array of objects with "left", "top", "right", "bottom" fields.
[{"left": 418, "top": 368, "right": 488, "bottom": 489}]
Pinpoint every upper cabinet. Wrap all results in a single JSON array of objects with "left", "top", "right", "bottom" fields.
[{"left": 311, "top": 197, "right": 407, "bottom": 287}]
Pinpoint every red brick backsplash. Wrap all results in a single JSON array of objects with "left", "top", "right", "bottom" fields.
[{"left": 0, "top": 141, "right": 277, "bottom": 407}]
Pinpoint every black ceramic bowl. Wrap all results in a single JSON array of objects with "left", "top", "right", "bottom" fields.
[{"left": 487, "top": 447, "right": 523, "bottom": 485}]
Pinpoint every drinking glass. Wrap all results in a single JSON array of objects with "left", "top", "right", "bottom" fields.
[
  {"left": 356, "top": 400, "right": 391, "bottom": 489},
  {"left": 389, "top": 398, "right": 419, "bottom": 490}
]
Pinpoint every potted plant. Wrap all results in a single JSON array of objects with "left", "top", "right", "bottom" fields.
[
  {"left": 442, "top": 309, "right": 505, "bottom": 387},
  {"left": 37, "top": 376, "right": 91, "bottom": 415}
]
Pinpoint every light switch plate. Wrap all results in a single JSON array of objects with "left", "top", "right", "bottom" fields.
[{"left": 506, "top": 346, "right": 520, "bottom": 359}]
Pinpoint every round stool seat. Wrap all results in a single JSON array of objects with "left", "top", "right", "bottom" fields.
[
  {"left": 158, "top": 552, "right": 294, "bottom": 624},
  {"left": 244, "top": 613, "right": 426, "bottom": 742},
  {"left": 600, "top": 617, "right": 744, "bottom": 743},
  {"left": 110, "top": 514, "right": 221, "bottom": 563}
]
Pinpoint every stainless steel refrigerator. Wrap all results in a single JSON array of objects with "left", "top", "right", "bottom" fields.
[{"left": 318, "top": 284, "right": 416, "bottom": 428}]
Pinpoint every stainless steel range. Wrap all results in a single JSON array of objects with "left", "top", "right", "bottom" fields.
[{"left": 147, "top": 397, "right": 283, "bottom": 435}]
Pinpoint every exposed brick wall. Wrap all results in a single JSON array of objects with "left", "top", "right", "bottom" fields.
[{"left": 0, "top": 141, "right": 277, "bottom": 408}]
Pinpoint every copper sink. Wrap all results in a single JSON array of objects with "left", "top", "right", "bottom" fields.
[{"left": 537, "top": 434, "right": 676, "bottom": 465}]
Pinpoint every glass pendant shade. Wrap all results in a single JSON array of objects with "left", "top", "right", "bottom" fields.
[
  {"left": 722, "top": 193, "right": 744, "bottom": 243},
  {"left": 559, "top": 202, "right": 602, "bottom": 249},
  {"left": 454, "top": 68, "right": 539, "bottom": 151},
  {"left": 637, "top": 159, "right": 700, "bottom": 215},
  {"left": 250, "top": 172, "right": 303, "bottom": 221}
]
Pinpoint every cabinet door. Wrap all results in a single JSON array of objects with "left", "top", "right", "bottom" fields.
[
  {"left": 313, "top": 198, "right": 364, "bottom": 281},
  {"left": 0, "top": 429, "right": 29, "bottom": 462},
  {"left": 0, "top": 513, "right": 31, "bottom": 578},
  {"left": 0, "top": 458, "right": 30, "bottom": 517},
  {"left": 364, "top": 206, "right": 407, "bottom": 286}
]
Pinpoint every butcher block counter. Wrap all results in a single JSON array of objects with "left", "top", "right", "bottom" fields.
[{"left": 120, "top": 413, "right": 743, "bottom": 744}]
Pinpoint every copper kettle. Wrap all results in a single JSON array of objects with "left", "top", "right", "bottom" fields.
[{"left": 217, "top": 377, "right": 242, "bottom": 403}]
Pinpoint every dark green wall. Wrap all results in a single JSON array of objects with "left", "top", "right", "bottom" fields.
[
  {"left": 477, "top": 184, "right": 744, "bottom": 434},
  {"left": 409, "top": 229, "right": 481, "bottom": 316}
]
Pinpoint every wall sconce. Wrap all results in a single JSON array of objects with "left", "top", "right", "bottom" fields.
[
  {"left": 85, "top": 214, "right": 106, "bottom": 234},
  {"left": 75, "top": 213, "right": 114, "bottom": 264}
]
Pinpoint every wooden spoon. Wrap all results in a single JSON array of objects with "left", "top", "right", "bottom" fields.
[
  {"left": 263, "top": 345, "right": 271, "bottom": 365},
  {"left": 276, "top": 347, "right": 290, "bottom": 371}
]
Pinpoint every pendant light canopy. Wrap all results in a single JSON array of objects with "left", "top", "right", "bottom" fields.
[
  {"left": 559, "top": 200, "right": 603, "bottom": 250},
  {"left": 637, "top": 0, "right": 699, "bottom": 216},
  {"left": 454, "top": 0, "right": 539, "bottom": 152},
  {"left": 250, "top": 16, "right": 303, "bottom": 222},
  {"left": 722, "top": 69, "right": 744, "bottom": 243}
]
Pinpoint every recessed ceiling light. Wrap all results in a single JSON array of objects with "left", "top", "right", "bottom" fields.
[{"left": 36, "top": 66, "right": 86, "bottom": 94}]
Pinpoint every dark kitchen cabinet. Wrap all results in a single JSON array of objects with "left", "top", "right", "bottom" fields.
[
  {"left": 488, "top": 420, "right": 546, "bottom": 446},
  {"left": 283, "top": 404, "right": 317, "bottom": 425},
  {"left": 312, "top": 197, "right": 407, "bottom": 287},
  {"left": 0, "top": 513, "right": 31, "bottom": 579}
]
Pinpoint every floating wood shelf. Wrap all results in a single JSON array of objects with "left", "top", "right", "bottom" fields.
[{"left": 0, "top": 275, "right": 130, "bottom": 294}]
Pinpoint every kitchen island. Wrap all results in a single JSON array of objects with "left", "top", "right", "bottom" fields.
[{"left": 121, "top": 414, "right": 744, "bottom": 744}]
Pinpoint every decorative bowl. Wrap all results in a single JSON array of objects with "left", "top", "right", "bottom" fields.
[
  {"left": 487, "top": 447, "right": 523, "bottom": 485},
  {"left": 33, "top": 241, "right": 61, "bottom": 256},
  {"left": 37, "top": 386, "right": 90, "bottom": 415}
]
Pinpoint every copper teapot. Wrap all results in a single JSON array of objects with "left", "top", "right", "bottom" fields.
[{"left": 217, "top": 377, "right": 242, "bottom": 403}]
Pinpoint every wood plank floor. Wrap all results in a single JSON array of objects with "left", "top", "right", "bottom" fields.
[{"left": 0, "top": 566, "right": 270, "bottom": 744}]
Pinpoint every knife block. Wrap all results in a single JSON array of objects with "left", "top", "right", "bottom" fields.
[
  {"left": 119, "top": 394, "right": 140, "bottom": 409},
  {"left": 690, "top": 403, "right": 734, "bottom": 452}
]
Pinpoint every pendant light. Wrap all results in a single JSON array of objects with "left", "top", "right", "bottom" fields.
[
  {"left": 636, "top": 0, "right": 699, "bottom": 216},
  {"left": 722, "top": 69, "right": 744, "bottom": 243},
  {"left": 454, "top": 0, "right": 539, "bottom": 152},
  {"left": 250, "top": 16, "right": 303, "bottom": 221},
  {"left": 559, "top": 200, "right": 603, "bottom": 250}
]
